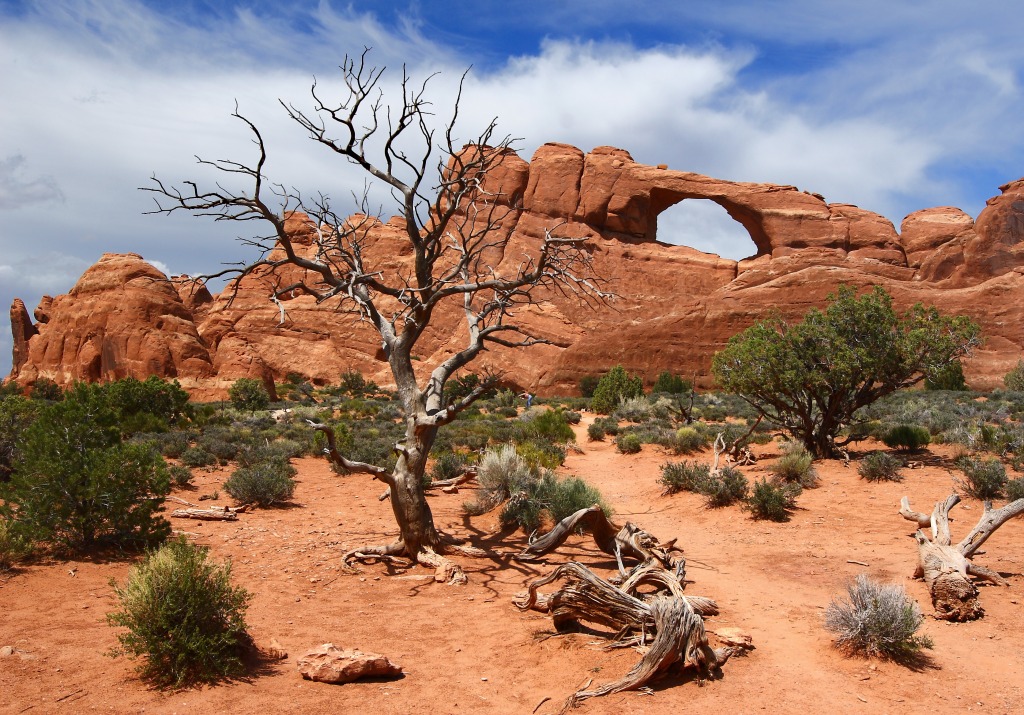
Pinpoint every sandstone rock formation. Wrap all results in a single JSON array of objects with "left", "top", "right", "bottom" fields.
[
  {"left": 296, "top": 644, "right": 402, "bottom": 684},
  {"left": 8, "top": 144, "right": 1024, "bottom": 396}
]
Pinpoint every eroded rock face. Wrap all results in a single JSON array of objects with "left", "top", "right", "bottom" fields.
[
  {"left": 8, "top": 253, "right": 214, "bottom": 387},
  {"left": 8, "top": 143, "right": 1024, "bottom": 395}
]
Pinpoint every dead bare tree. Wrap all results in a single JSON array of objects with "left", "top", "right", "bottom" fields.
[
  {"left": 899, "top": 493, "right": 1024, "bottom": 620},
  {"left": 143, "top": 50, "right": 608, "bottom": 583}
]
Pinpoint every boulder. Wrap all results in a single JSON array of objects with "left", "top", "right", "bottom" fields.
[{"left": 296, "top": 644, "right": 402, "bottom": 684}]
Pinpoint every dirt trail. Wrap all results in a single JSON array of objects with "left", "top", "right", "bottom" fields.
[{"left": 2, "top": 417, "right": 1023, "bottom": 714}]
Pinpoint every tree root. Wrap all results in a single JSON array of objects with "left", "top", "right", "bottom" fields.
[
  {"left": 341, "top": 539, "right": 471, "bottom": 585},
  {"left": 517, "top": 560, "right": 731, "bottom": 712}
]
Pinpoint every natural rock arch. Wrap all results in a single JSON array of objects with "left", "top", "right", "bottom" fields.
[{"left": 650, "top": 194, "right": 762, "bottom": 260}]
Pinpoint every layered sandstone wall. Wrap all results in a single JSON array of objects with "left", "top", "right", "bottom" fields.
[{"left": 8, "top": 144, "right": 1024, "bottom": 397}]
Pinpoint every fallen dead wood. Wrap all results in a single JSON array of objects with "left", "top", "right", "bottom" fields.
[
  {"left": 515, "top": 505, "right": 682, "bottom": 576},
  {"left": 900, "top": 493, "right": 1024, "bottom": 620},
  {"left": 171, "top": 507, "right": 240, "bottom": 521},
  {"left": 516, "top": 561, "right": 732, "bottom": 712}
]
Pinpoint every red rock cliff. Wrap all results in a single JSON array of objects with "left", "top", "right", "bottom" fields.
[{"left": 9, "top": 145, "right": 1024, "bottom": 396}]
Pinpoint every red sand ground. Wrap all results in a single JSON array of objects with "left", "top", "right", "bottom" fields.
[{"left": 2, "top": 416, "right": 1023, "bottom": 714}]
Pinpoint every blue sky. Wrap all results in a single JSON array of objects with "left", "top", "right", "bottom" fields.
[{"left": 3, "top": 0, "right": 1024, "bottom": 375}]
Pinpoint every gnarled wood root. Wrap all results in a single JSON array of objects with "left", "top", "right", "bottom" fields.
[
  {"left": 342, "top": 540, "right": 470, "bottom": 585},
  {"left": 517, "top": 561, "right": 730, "bottom": 712},
  {"left": 515, "top": 505, "right": 683, "bottom": 576}
]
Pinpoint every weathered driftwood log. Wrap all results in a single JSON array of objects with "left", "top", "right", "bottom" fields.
[
  {"left": 900, "top": 493, "right": 1024, "bottom": 620},
  {"left": 515, "top": 561, "right": 731, "bottom": 712},
  {"left": 170, "top": 507, "right": 239, "bottom": 521},
  {"left": 515, "top": 505, "right": 683, "bottom": 576}
]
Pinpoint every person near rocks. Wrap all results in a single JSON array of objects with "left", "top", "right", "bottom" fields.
[{"left": 519, "top": 391, "right": 533, "bottom": 409}]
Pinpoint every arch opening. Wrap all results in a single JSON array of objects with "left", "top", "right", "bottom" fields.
[{"left": 652, "top": 198, "right": 760, "bottom": 261}]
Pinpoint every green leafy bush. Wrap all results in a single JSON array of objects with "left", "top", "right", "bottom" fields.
[
  {"left": 517, "top": 409, "right": 575, "bottom": 443},
  {"left": 0, "top": 395, "right": 39, "bottom": 481},
  {"left": 0, "top": 518, "right": 32, "bottom": 570},
  {"left": 30, "top": 378, "right": 63, "bottom": 401},
  {"left": 223, "top": 460, "right": 296, "bottom": 507},
  {"left": 564, "top": 411, "right": 582, "bottom": 425},
  {"left": 857, "top": 451, "right": 904, "bottom": 482},
  {"left": 2, "top": 387, "right": 170, "bottom": 550},
  {"left": 1004, "top": 360, "right": 1024, "bottom": 392},
  {"left": 615, "top": 432, "right": 643, "bottom": 454},
  {"left": 669, "top": 426, "right": 710, "bottom": 455},
  {"left": 955, "top": 455, "right": 1007, "bottom": 500},
  {"left": 228, "top": 378, "right": 270, "bottom": 412},
  {"left": 746, "top": 479, "right": 801, "bottom": 521},
  {"left": 103, "top": 377, "right": 192, "bottom": 432},
  {"left": 578, "top": 376, "right": 599, "bottom": 398},
  {"left": 591, "top": 365, "right": 644, "bottom": 414},
  {"left": 769, "top": 443, "right": 819, "bottom": 487},
  {"left": 824, "top": 574, "right": 932, "bottom": 660},
  {"left": 587, "top": 422, "right": 606, "bottom": 441},
  {"left": 516, "top": 441, "right": 565, "bottom": 471},
  {"left": 882, "top": 424, "right": 931, "bottom": 452},
  {"left": 652, "top": 371, "right": 691, "bottom": 395},
  {"left": 108, "top": 537, "right": 252, "bottom": 687},
  {"left": 925, "top": 360, "right": 967, "bottom": 391}
]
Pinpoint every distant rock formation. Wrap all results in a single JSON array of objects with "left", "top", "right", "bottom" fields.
[{"left": 8, "top": 144, "right": 1024, "bottom": 397}]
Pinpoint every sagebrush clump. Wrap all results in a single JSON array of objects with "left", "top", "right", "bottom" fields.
[
  {"left": 882, "top": 424, "right": 931, "bottom": 452},
  {"left": 955, "top": 455, "right": 1007, "bottom": 500},
  {"left": 857, "top": 451, "right": 904, "bottom": 482},
  {"left": 747, "top": 479, "right": 801, "bottom": 521},
  {"left": 824, "top": 574, "right": 932, "bottom": 659},
  {"left": 108, "top": 537, "right": 252, "bottom": 687},
  {"left": 223, "top": 459, "right": 296, "bottom": 507},
  {"left": 769, "top": 442, "right": 819, "bottom": 487}
]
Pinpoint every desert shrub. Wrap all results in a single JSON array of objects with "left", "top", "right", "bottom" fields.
[
  {"left": 824, "top": 574, "right": 932, "bottom": 659},
  {"left": 500, "top": 472, "right": 609, "bottom": 532},
  {"left": 494, "top": 389, "right": 518, "bottom": 408},
  {"left": 1004, "top": 360, "right": 1024, "bottom": 392},
  {"left": 0, "top": 518, "right": 32, "bottom": 570},
  {"left": 516, "top": 441, "right": 565, "bottom": 471},
  {"left": 228, "top": 378, "right": 270, "bottom": 412},
  {"left": 0, "top": 395, "right": 39, "bottom": 481},
  {"left": 223, "top": 460, "right": 296, "bottom": 506},
  {"left": 591, "top": 365, "right": 644, "bottom": 414},
  {"left": 699, "top": 466, "right": 749, "bottom": 507},
  {"left": 464, "top": 444, "right": 536, "bottom": 516},
  {"left": 747, "top": 479, "right": 801, "bottom": 521},
  {"left": 428, "top": 452, "right": 467, "bottom": 483},
  {"left": 30, "top": 378, "right": 63, "bottom": 401},
  {"left": 769, "top": 442, "right": 819, "bottom": 487},
  {"left": 578, "top": 376, "right": 600, "bottom": 398},
  {"left": 517, "top": 409, "right": 575, "bottom": 443},
  {"left": 652, "top": 371, "right": 691, "bottom": 395},
  {"left": 587, "top": 422, "right": 606, "bottom": 441},
  {"left": 108, "top": 537, "right": 252, "bottom": 687},
  {"left": 168, "top": 465, "right": 194, "bottom": 489},
  {"left": 198, "top": 436, "right": 240, "bottom": 462},
  {"left": 593, "top": 416, "right": 620, "bottom": 436},
  {"left": 564, "top": 410, "right": 582, "bottom": 425},
  {"left": 1, "top": 388, "right": 170, "bottom": 550},
  {"left": 955, "top": 455, "right": 1007, "bottom": 500},
  {"left": 1006, "top": 477, "right": 1024, "bottom": 502},
  {"left": 659, "top": 460, "right": 711, "bottom": 494},
  {"left": 614, "top": 396, "right": 654, "bottom": 423},
  {"left": 615, "top": 432, "right": 643, "bottom": 454},
  {"left": 180, "top": 446, "right": 217, "bottom": 468},
  {"left": 857, "top": 451, "right": 904, "bottom": 482},
  {"left": 152, "top": 431, "right": 191, "bottom": 459},
  {"left": 882, "top": 424, "right": 931, "bottom": 452},
  {"left": 103, "top": 376, "right": 192, "bottom": 432},
  {"left": 670, "top": 426, "right": 710, "bottom": 455},
  {"left": 925, "top": 360, "right": 967, "bottom": 391}
]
